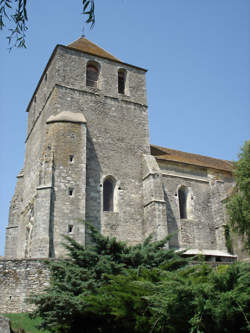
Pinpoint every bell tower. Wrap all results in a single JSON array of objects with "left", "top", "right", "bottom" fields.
[{"left": 5, "top": 38, "right": 151, "bottom": 258}]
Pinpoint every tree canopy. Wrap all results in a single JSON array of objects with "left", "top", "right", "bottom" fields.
[
  {"left": 30, "top": 223, "right": 250, "bottom": 333},
  {"left": 0, "top": 0, "right": 95, "bottom": 49},
  {"left": 227, "top": 140, "right": 250, "bottom": 253}
]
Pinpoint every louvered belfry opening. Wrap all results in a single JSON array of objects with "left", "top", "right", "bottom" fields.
[{"left": 86, "top": 63, "right": 99, "bottom": 88}]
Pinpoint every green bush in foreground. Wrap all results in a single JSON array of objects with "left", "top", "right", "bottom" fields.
[
  {"left": 30, "top": 224, "right": 187, "bottom": 332},
  {"left": 30, "top": 224, "right": 250, "bottom": 333},
  {"left": 86, "top": 263, "right": 250, "bottom": 333}
]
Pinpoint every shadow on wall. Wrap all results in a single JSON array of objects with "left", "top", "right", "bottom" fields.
[
  {"left": 164, "top": 191, "right": 179, "bottom": 249},
  {"left": 85, "top": 133, "right": 102, "bottom": 244},
  {"left": 49, "top": 171, "right": 55, "bottom": 258}
]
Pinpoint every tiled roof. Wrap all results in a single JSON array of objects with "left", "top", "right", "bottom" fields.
[
  {"left": 67, "top": 37, "right": 120, "bottom": 62},
  {"left": 26, "top": 38, "right": 146, "bottom": 113},
  {"left": 151, "top": 144, "right": 233, "bottom": 172}
]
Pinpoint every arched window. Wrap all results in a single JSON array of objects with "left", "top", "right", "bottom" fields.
[
  {"left": 178, "top": 186, "right": 188, "bottom": 219},
  {"left": 103, "top": 177, "right": 115, "bottom": 211},
  {"left": 86, "top": 62, "right": 99, "bottom": 88},
  {"left": 118, "top": 69, "right": 126, "bottom": 94}
]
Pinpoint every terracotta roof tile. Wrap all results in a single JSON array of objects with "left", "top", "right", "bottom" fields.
[
  {"left": 151, "top": 144, "right": 233, "bottom": 173},
  {"left": 67, "top": 37, "right": 120, "bottom": 62}
]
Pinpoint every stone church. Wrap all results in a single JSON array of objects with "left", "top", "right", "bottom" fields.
[{"left": 5, "top": 38, "right": 236, "bottom": 262}]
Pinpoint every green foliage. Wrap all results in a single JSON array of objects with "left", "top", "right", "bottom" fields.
[
  {"left": 0, "top": 0, "right": 96, "bottom": 49},
  {"left": 82, "top": 0, "right": 95, "bottom": 28},
  {"left": 0, "top": 0, "right": 28, "bottom": 49},
  {"left": 30, "top": 223, "right": 187, "bottom": 332},
  {"left": 224, "top": 224, "right": 233, "bottom": 254},
  {"left": 30, "top": 223, "right": 250, "bottom": 332},
  {"left": 85, "top": 263, "right": 250, "bottom": 333},
  {"left": 3, "top": 313, "right": 50, "bottom": 333},
  {"left": 227, "top": 140, "right": 250, "bottom": 252}
]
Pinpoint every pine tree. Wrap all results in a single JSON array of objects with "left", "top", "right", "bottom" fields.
[
  {"left": 30, "top": 223, "right": 187, "bottom": 332},
  {"left": 30, "top": 223, "right": 250, "bottom": 333},
  {"left": 84, "top": 262, "right": 250, "bottom": 333}
]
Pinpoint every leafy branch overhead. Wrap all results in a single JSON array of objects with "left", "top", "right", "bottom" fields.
[
  {"left": 0, "top": 0, "right": 96, "bottom": 49},
  {"left": 0, "top": 0, "right": 28, "bottom": 48},
  {"left": 82, "top": 0, "right": 95, "bottom": 28}
]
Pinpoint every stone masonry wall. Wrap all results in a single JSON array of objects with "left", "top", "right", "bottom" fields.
[
  {"left": 5, "top": 172, "right": 24, "bottom": 258},
  {"left": 47, "top": 47, "right": 150, "bottom": 246},
  {"left": 46, "top": 121, "right": 87, "bottom": 258},
  {"left": 5, "top": 52, "right": 59, "bottom": 258},
  {"left": 142, "top": 155, "right": 168, "bottom": 241},
  {"left": 158, "top": 160, "right": 233, "bottom": 251},
  {"left": 0, "top": 259, "right": 50, "bottom": 313},
  {"left": 6, "top": 44, "right": 151, "bottom": 258}
]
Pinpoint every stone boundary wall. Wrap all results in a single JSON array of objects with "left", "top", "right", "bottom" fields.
[
  {"left": 0, "top": 259, "right": 50, "bottom": 313},
  {"left": 0, "top": 257, "right": 243, "bottom": 314}
]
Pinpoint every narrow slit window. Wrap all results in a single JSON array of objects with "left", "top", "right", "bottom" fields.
[
  {"left": 103, "top": 177, "right": 115, "bottom": 211},
  {"left": 69, "top": 155, "right": 74, "bottom": 162},
  {"left": 178, "top": 186, "right": 187, "bottom": 219},
  {"left": 118, "top": 69, "right": 126, "bottom": 94},
  {"left": 68, "top": 188, "right": 74, "bottom": 196},
  {"left": 86, "top": 63, "right": 99, "bottom": 88},
  {"left": 68, "top": 225, "right": 73, "bottom": 233}
]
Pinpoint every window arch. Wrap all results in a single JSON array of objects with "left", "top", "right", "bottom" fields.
[
  {"left": 86, "top": 62, "right": 99, "bottom": 88},
  {"left": 118, "top": 69, "right": 126, "bottom": 94},
  {"left": 178, "top": 186, "right": 188, "bottom": 219},
  {"left": 103, "top": 177, "right": 115, "bottom": 211}
]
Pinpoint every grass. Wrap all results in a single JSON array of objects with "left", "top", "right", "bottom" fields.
[{"left": 2, "top": 313, "right": 50, "bottom": 333}]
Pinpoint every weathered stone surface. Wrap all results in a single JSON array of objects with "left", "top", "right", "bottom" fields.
[
  {"left": 46, "top": 111, "right": 86, "bottom": 124},
  {"left": 3, "top": 36, "right": 247, "bottom": 313},
  {"left": 0, "top": 315, "right": 11, "bottom": 333},
  {"left": 5, "top": 37, "right": 242, "bottom": 261},
  {"left": 5, "top": 39, "right": 150, "bottom": 258},
  {"left": 0, "top": 259, "right": 50, "bottom": 313}
]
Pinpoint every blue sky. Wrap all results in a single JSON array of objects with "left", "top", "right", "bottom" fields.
[{"left": 0, "top": 0, "right": 249, "bottom": 255}]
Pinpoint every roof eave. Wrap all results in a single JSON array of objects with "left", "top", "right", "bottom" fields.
[
  {"left": 26, "top": 44, "right": 147, "bottom": 113},
  {"left": 63, "top": 44, "right": 148, "bottom": 72},
  {"left": 155, "top": 155, "right": 233, "bottom": 174}
]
